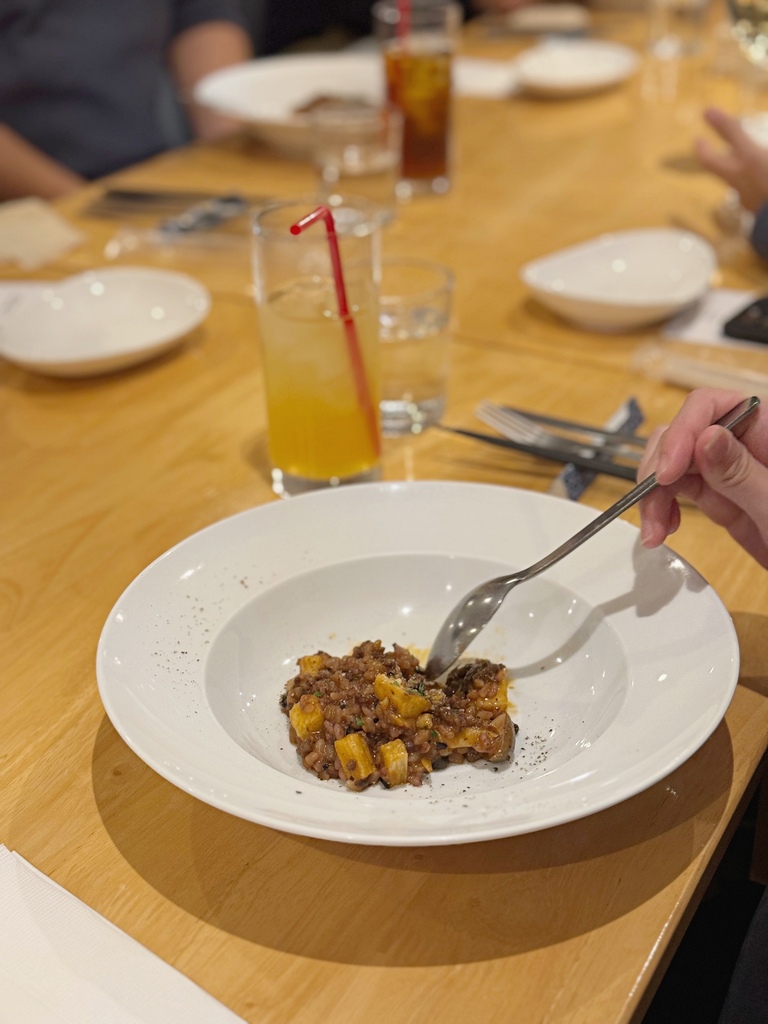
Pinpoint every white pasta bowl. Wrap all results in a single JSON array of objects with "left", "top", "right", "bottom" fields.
[
  {"left": 194, "top": 53, "right": 384, "bottom": 156},
  {"left": 520, "top": 228, "right": 717, "bottom": 331},
  {"left": 96, "top": 481, "right": 738, "bottom": 846}
]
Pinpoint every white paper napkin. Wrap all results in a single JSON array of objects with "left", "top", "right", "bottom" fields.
[
  {"left": 0, "top": 198, "right": 83, "bottom": 270},
  {"left": 454, "top": 57, "right": 520, "bottom": 98},
  {"left": 0, "top": 846, "right": 245, "bottom": 1024},
  {"left": 500, "top": 1, "right": 590, "bottom": 34},
  {"left": 662, "top": 286, "right": 766, "bottom": 350}
]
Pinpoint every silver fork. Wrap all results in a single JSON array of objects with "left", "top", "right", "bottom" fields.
[{"left": 476, "top": 401, "right": 644, "bottom": 464}]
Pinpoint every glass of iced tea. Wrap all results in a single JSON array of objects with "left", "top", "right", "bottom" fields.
[
  {"left": 372, "top": 0, "right": 462, "bottom": 198},
  {"left": 251, "top": 197, "right": 382, "bottom": 497}
]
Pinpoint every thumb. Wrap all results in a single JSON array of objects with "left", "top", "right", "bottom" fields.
[{"left": 697, "top": 426, "right": 768, "bottom": 521}]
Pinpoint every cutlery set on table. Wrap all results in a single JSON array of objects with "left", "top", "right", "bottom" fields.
[{"left": 441, "top": 401, "right": 647, "bottom": 481}]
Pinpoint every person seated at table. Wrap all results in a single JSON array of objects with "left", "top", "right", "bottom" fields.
[
  {"left": 695, "top": 106, "right": 768, "bottom": 261},
  {"left": 638, "top": 386, "right": 768, "bottom": 1024},
  {"left": 0, "top": 0, "right": 253, "bottom": 201}
]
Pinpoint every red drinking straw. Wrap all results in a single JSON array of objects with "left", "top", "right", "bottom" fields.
[
  {"left": 397, "top": 0, "right": 411, "bottom": 41},
  {"left": 289, "top": 205, "right": 381, "bottom": 457}
]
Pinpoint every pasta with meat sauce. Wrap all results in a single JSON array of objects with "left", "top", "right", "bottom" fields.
[{"left": 281, "top": 640, "right": 516, "bottom": 790}]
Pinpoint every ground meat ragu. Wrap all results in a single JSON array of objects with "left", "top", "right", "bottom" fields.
[{"left": 281, "top": 640, "right": 516, "bottom": 790}]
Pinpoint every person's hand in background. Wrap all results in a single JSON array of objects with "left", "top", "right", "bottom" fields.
[
  {"left": 637, "top": 388, "right": 768, "bottom": 568},
  {"left": 695, "top": 106, "right": 768, "bottom": 212}
]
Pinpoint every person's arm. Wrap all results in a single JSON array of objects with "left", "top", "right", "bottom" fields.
[
  {"left": 637, "top": 388, "right": 768, "bottom": 568},
  {"left": 0, "top": 124, "right": 85, "bottom": 201},
  {"left": 167, "top": 20, "right": 252, "bottom": 141}
]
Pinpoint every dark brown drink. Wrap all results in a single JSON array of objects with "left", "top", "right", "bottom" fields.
[{"left": 384, "top": 47, "right": 452, "bottom": 184}]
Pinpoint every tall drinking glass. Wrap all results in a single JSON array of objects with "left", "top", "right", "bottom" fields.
[
  {"left": 251, "top": 198, "right": 382, "bottom": 497},
  {"left": 310, "top": 102, "right": 403, "bottom": 224},
  {"left": 379, "top": 257, "right": 453, "bottom": 435},
  {"left": 372, "top": 0, "right": 462, "bottom": 199}
]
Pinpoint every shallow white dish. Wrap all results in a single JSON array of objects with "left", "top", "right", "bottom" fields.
[
  {"left": 515, "top": 39, "right": 639, "bottom": 97},
  {"left": 0, "top": 267, "right": 210, "bottom": 377},
  {"left": 97, "top": 481, "right": 738, "bottom": 847},
  {"left": 521, "top": 228, "right": 717, "bottom": 331},
  {"left": 503, "top": 2, "right": 590, "bottom": 34},
  {"left": 194, "top": 52, "right": 519, "bottom": 155}
]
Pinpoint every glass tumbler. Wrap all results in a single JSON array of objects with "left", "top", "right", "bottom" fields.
[
  {"left": 372, "top": 0, "right": 463, "bottom": 198},
  {"left": 378, "top": 257, "right": 453, "bottom": 435},
  {"left": 310, "top": 102, "right": 403, "bottom": 224},
  {"left": 251, "top": 197, "right": 382, "bottom": 497}
]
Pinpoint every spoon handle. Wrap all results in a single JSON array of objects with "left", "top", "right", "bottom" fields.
[{"left": 516, "top": 395, "right": 760, "bottom": 584}]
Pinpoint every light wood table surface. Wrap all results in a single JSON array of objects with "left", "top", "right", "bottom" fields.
[{"left": 3, "top": 5, "right": 768, "bottom": 1022}]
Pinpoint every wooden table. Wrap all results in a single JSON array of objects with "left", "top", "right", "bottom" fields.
[{"left": 3, "top": 5, "right": 768, "bottom": 1022}]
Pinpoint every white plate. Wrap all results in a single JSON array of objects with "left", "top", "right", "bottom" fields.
[
  {"left": 502, "top": 2, "right": 591, "bottom": 34},
  {"left": 193, "top": 53, "right": 519, "bottom": 155},
  {"left": 521, "top": 228, "right": 717, "bottom": 331},
  {"left": 96, "top": 481, "right": 739, "bottom": 847},
  {"left": 0, "top": 267, "right": 211, "bottom": 377},
  {"left": 515, "top": 39, "right": 639, "bottom": 97}
]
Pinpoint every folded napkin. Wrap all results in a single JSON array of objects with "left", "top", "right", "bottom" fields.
[
  {"left": 0, "top": 845, "right": 245, "bottom": 1023},
  {"left": 454, "top": 57, "right": 520, "bottom": 98},
  {"left": 0, "top": 198, "right": 83, "bottom": 270}
]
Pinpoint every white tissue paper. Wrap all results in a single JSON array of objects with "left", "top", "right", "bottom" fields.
[
  {"left": 0, "top": 845, "right": 245, "bottom": 1024},
  {"left": 0, "top": 198, "right": 83, "bottom": 270},
  {"left": 454, "top": 58, "right": 520, "bottom": 98}
]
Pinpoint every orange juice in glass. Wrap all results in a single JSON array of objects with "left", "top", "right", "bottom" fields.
[
  {"left": 252, "top": 198, "right": 381, "bottom": 497},
  {"left": 373, "top": 0, "right": 462, "bottom": 197}
]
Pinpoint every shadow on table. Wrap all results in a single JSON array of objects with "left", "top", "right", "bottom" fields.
[{"left": 91, "top": 711, "right": 734, "bottom": 967}]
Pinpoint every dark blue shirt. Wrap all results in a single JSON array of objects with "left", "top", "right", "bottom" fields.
[{"left": 0, "top": 0, "right": 247, "bottom": 178}]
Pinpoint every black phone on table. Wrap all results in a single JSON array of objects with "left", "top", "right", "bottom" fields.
[{"left": 723, "top": 296, "right": 768, "bottom": 344}]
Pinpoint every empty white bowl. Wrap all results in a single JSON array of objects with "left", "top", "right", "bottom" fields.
[
  {"left": 520, "top": 228, "right": 717, "bottom": 331},
  {"left": 515, "top": 39, "right": 639, "bottom": 97},
  {"left": 0, "top": 267, "right": 211, "bottom": 377}
]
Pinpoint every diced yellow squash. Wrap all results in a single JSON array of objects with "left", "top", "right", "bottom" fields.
[
  {"left": 379, "top": 738, "right": 409, "bottom": 787},
  {"left": 374, "top": 674, "right": 430, "bottom": 719},
  {"left": 334, "top": 732, "right": 376, "bottom": 783},
  {"left": 442, "top": 726, "right": 488, "bottom": 752},
  {"left": 297, "top": 653, "right": 324, "bottom": 677},
  {"left": 289, "top": 695, "right": 324, "bottom": 740},
  {"left": 442, "top": 714, "right": 514, "bottom": 762},
  {"left": 471, "top": 673, "right": 509, "bottom": 714}
]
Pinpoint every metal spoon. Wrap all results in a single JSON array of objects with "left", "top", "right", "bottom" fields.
[{"left": 424, "top": 396, "right": 760, "bottom": 681}]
